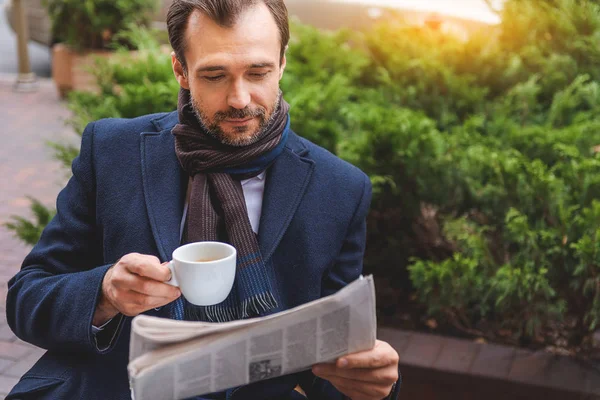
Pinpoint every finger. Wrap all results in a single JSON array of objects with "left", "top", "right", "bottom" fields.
[
  {"left": 112, "top": 267, "right": 176, "bottom": 296},
  {"left": 110, "top": 290, "right": 149, "bottom": 316},
  {"left": 313, "top": 364, "right": 398, "bottom": 385},
  {"left": 124, "top": 254, "right": 171, "bottom": 282},
  {"left": 325, "top": 376, "right": 384, "bottom": 400},
  {"left": 325, "top": 376, "right": 366, "bottom": 400},
  {"left": 115, "top": 290, "right": 179, "bottom": 316},
  {"left": 125, "top": 288, "right": 180, "bottom": 309},
  {"left": 129, "top": 275, "right": 181, "bottom": 298},
  {"left": 338, "top": 340, "right": 398, "bottom": 369}
]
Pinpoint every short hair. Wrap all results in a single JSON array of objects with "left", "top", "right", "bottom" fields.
[{"left": 167, "top": 0, "right": 289, "bottom": 71}]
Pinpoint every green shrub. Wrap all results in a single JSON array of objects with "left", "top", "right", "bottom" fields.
[
  {"left": 363, "top": 23, "right": 490, "bottom": 128},
  {"left": 5, "top": 198, "right": 56, "bottom": 246},
  {"left": 45, "top": 0, "right": 159, "bottom": 50}
]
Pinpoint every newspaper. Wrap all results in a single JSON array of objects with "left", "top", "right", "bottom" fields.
[{"left": 128, "top": 275, "right": 377, "bottom": 400}]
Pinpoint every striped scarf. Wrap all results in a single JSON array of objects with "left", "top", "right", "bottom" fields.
[{"left": 171, "top": 88, "right": 290, "bottom": 322}]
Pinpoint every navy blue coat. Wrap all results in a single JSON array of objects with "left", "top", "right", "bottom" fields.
[{"left": 6, "top": 111, "right": 377, "bottom": 399}]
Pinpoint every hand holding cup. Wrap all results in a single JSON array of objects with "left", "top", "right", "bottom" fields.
[{"left": 94, "top": 253, "right": 181, "bottom": 325}]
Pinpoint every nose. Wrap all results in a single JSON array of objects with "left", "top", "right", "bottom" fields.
[{"left": 227, "top": 78, "right": 251, "bottom": 110}]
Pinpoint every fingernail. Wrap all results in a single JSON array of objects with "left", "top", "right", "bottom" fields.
[{"left": 338, "top": 358, "right": 348, "bottom": 368}]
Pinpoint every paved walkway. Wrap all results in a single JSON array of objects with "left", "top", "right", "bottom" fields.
[{"left": 0, "top": 74, "right": 76, "bottom": 397}]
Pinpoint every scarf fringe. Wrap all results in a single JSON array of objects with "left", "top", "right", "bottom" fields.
[{"left": 185, "top": 292, "right": 278, "bottom": 323}]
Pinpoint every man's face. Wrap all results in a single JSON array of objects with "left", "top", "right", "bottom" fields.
[{"left": 172, "top": 3, "right": 286, "bottom": 147}]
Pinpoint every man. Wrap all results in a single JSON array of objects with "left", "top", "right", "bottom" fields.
[{"left": 6, "top": 0, "right": 401, "bottom": 399}]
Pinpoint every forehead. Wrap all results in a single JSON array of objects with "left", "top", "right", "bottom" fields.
[{"left": 184, "top": 3, "right": 281, "bottom": 70}]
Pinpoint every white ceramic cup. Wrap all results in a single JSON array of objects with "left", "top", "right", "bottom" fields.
[{"left": 165, "top": 241, "right": 237, "bottom": 306}]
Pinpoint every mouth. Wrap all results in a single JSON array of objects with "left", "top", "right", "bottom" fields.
[{"left": 223, "top": 117, "right": 254, "bottom": 126}]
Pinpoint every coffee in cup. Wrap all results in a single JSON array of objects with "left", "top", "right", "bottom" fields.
[{"left": 165, "top": 241, "right": 236, "bottom": 306}]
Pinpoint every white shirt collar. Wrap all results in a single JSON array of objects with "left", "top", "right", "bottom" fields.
[{"left": 241, "top": 171, "right": 266, "bottom": 186}]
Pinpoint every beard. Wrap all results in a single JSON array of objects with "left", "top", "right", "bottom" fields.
[{"left": 190, "top": 91, "right": 281, "bottom": 147}]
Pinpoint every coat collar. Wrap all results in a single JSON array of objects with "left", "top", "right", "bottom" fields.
[
  {"left": 140, "top": 112, "right": 186, "bottom": 262},
  {"left": 141, "top": 111, "right": 314, "bottom": 262}
]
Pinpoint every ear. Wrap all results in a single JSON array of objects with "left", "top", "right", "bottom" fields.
[
  {"left": 279, "top": 53, "right": 287, "bottom": 81},
  {"left": 172, "top": 52, "right": 190, "bottom": 89}
]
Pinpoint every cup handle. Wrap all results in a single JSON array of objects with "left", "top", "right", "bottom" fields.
[{"left": 164, "top": 261, "right": 179, "bottom": 287}]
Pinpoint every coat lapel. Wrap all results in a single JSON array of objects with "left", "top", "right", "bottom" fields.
[
  {"left": 140, "top": 112, "right": 314, "bottom": 263},
  {"left": 258, "top": 133, "right": 315, "bottom": 261},
  {"left": 140, "top": 112, "right": 186, "bottom": 261}
]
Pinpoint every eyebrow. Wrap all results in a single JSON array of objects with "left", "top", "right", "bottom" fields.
[
  {"left": 196, "top": 62, "right": 276, "bottom": 73},
  {"left": 248, "top": 62, "right": 276, "bottom": 69},
  {"left": 197, "top": 65, "right": 227, "bottom": 72}
]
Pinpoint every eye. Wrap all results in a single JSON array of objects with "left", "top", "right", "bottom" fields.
[
  {"left": 204, "top": 75, "right": 225, "bottom": 82},
  {"left": 250, "top": 72, "right": 269, "bottom": 79}
]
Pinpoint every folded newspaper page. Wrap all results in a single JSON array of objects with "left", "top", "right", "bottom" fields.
[{"left": 128, "top": 275, "right": 377, "bottom": 400}]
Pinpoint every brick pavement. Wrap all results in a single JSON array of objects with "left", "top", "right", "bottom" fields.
[{"left": 0, "top": 74, "right": 77, "bottom": 397}]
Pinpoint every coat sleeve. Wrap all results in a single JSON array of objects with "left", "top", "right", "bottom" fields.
[
  {"left": 6, "top": 121, "right": 125, "bottom": 354},
  {"left": 299, "top": 174, "right": 402, "bottom": 399},
  {"left": 298, "top": 172, "right": 374, "bottom": 399},
  {"left": 321, "top": 172, "right": 372, "bottom": 298}
]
